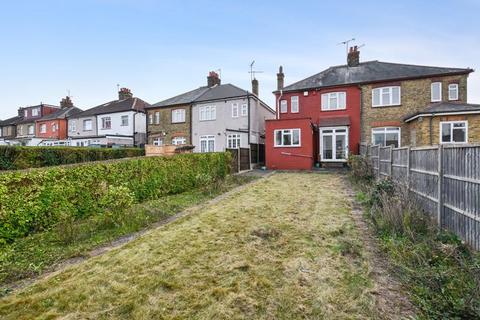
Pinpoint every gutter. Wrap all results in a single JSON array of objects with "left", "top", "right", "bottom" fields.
[
  {"left": 247, "top": 91, "right": 251, "bottom": 144},
  {"left": 404, "top": 110, "right": 480, "bottom": 123}
]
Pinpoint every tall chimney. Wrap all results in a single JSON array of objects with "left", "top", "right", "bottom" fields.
[
  {"left": 277, "top": 66, "right": 284, "bottom": 91},
  {"left": 207, "top": 71, "right": 221, "bottom": 87},
  {"left": 118, "top": 87, "right": 133, "bottom": 100},
  {"left": 347, "top": 46, "right": 360, "bottom": 67},
  {"left": 60, "top": 96, "right": 74, "bottom": 109},
  {"left": 252, "top": 78, "right": 259, "bottom": 96}
]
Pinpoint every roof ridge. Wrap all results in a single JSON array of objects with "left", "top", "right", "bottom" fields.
[{"left": 374, "top": 60, "right": 473, "bottom": 71}]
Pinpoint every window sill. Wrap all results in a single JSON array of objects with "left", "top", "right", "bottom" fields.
[
  {"left": 274, "top": 145, "right": 301, "bottom": 148},
  {"left": 171, "top": 121, "right": 186, "bottom": 124},
  {"left": 320, "top": 108, "right": 347, "bottom": 112},
  {"left": 372, "top": 104, "right": 402, "bottom": 108}
]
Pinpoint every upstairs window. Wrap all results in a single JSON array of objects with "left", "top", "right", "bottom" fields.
[
  {"left": 241, "top": 104, "right": 248, "bottom": 117},
  {"left": 372, "top": 127, "right": 401, "bottom": 147},
  {"left": 274, "top": 129, "right": 301, "bottom": 147},
  {"left": 148, "top": 113, "right": 153, "bottom": 125},
  {"left": 431, "top": 82, "right": 442, "bottom": 102},
  {"left": 69, "top": 120, "right": 76, "bottom": 132},
  {"left": 83, "top": 119, "right": 92, "bottom": 131},
  {"left": 199, "top": 106, "right": 216, "bottom": 121},
  {"left": 280, "top": 100, "right": 287, "bottom": 113},
  {"left": 321, "top": 92, "right": 346, "bottom": 110},
  {"left": 172, "top": 109, "right": 186, "bottom": 123},
  {"left": 448, "top": 84, "right": 459, "bottom": 101},
  {"left": 32, "top": 108, "right": 40, "bottom": 117},
  {"left": 227, "top": 134, "right": 241, "bottom": 149},
  {"left": 441, "top": 121, "right": 467, "bottom": 144},
  {"left": 101, "top": 117, "right": 111, "bottom": 130},
  {"left": 232, "top": 103, "right": 239, "bottom": 118},
  {"left": 39, "top": 124, "right": 47, "bottom": 134},
  {"left": 291, "top": 96, "right": 299, "bottom": 113},
  {"left": 121, "top": 115, "right": 129, "bottom": 126},
  {"left": 372, "top": 86, "right": 401, "bottom": 107},
  {"left": 155, "top": 112, "right": 160, "bottom": 124}
]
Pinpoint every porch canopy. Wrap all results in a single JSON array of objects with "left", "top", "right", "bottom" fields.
[{"left": 318, "top": 115, "right": 350, "bottom": 127}]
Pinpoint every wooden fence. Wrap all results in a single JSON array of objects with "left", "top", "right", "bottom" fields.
[{"left": 361, "top": 143, "right": 480, "bottom": 250}]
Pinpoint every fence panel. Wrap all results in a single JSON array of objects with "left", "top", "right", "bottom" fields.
[{"left": 362, "top": 144, "right": 480, "bottom": 251}]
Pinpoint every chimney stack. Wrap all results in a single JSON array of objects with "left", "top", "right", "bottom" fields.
[
  {"left": 252, "top": 78, "right": 259, "bottom": 96},
  {"left": 18, "top": 107, "right": 24, "bottom": 117},
  {"left": 60, "top": 96, "right": 74, "bottom": 109},
  {"left": 118, "top": 87, "right": 133, "bottom": 100},
  {"left": 277, "top": 66, "right": 284, "bottom": 91},
  {"left": 207, "top": 71, "right": 221, "bottom": 87},
  {"left": 347, "top": 46, "right": 360, "bottom": 67}
]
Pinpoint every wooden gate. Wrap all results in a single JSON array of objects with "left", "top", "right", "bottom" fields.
[
  {"left": 240, "top": 148, "right": 250, "bottom": 171},
  {"left": 226, "top": 148, "right": 239, "bottom": 173},
  {"left": 250, "top": 143, "right": 266, "bottom": 165}
]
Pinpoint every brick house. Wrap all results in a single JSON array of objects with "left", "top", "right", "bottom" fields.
[
  {"left": 14, "top": 103, "right": 60, "bottom": 146},
  {"left": 36, "top": 96, "right": 82, "bottom": 146}
]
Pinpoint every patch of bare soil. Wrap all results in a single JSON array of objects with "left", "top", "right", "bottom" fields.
[{"left": 345, "top": 178, "right": 417, "bottom": 319}]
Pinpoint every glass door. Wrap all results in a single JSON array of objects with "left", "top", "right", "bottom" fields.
[{"left": 320, "top": 127, "right": 349, "bottom": 162}]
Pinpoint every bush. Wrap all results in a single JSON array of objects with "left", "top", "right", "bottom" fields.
[
  {"left": 0, "top": 152, "right": 231, "bottom": 242},
  {"left": 348, "top": 155, "right": 374, "bottom": 183},
  {"left": 0, "top": 146, "right": 145, "bottom": 170}
]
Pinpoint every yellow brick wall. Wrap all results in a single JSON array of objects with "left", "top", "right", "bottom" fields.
[{"left": 146, "top": 104, "right": 191, "bottom": 145}]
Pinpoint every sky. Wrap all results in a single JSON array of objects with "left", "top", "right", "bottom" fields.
[{"left": 0, "top": 0, "right": 479, "bottom": 119}]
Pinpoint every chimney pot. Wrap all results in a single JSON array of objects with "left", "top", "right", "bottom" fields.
[
  {"left": 60, "top": 96, "right": 74, "bottom": 109},
  {"left": 277, "top": 65, "right": 285, "bottom": 91},
  {"left": 347, "top": 46, "right": 360, "bottom": 67},
  {"left": 207, "top": 71, "right": 221, "bottom": 87},
  {"left": 119, "top": 87, "right": 133, "bottom": 100}
]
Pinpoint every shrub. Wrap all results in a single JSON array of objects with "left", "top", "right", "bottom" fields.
[
  {"left": 0, "top": 152, "right": 231, "bottom": 242},
  {"left": 0, "top": 146, "right": 145, "bottom": 170},
  {"left": 348, "top": 155, "right": 374, "bottom": 183}
]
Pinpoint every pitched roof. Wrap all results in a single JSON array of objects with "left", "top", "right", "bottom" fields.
[
  {"left": 148, "top": 87, "right": 210, "bottom": 108},
  {"left": 404, "top": 102, "right": 480, "bottom": 122},
  {"left": 280, "top": 61, "right": 473, "bottom": 92},
  {"left": 0, "top": 115, "right": 23, "bottom": 126},
  {"left": 75, "top": 97, "right": 150, "bottom": 117},
  {"left": 37, "top": 106, "right": 83, "bottom": 121}
]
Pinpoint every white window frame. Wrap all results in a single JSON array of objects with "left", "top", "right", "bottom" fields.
[
  {"left": 291, "top": 96, "right": 299, "bottom": 113},
  {"left": 227, "top": 133, "right": 241, "bottom": 149},
  {"left": 448, "top": 83, "right": 459, "bottom": 101},
  {"left": 199, "top": 135, "right": 215, "bottom": 152},
  {"left": 28, "top": 125, "right": 34, "bottom": 135},
  {"left": 51, "top": 123, "right": 57, "bottom": 132},
  {"left": 153, "top": 137, "right": 164, "bottom": 146},
  {"left": 155, "top": 111, "right": 160, "bottom": 124},
  {"left": 231, "top": 103, "right": 239, "bottom": 118},
  {"left": 241, "top": 104, "right": 248, "bottom": 117},
  {"left": 274, "top": 128, "right": 301, "bottom": 147},
  {"left": 39, "top": 124, "right": 47, "bottom": 134},
  {"left": 83, "top": 119, "right": 93, "bottom": 131},
  {"left": 172, "top": 136, "right": 186, "bottom": 145},
  {"left": 69, "top": 120, "right": 76, "bottom": 132},
  {"left": 431, "top": 82, "right": 442, "bottom": 102},
  {"left": 148, "top": 113, "right": 154, "bottom": 125},
  {"left": 24, "top": 110, "right": 28, "bottom": 117},
  {"left": 121, "top": 115, "right": 129, "bottom": 127},
  {"left": 319, "top": 126, "right": 349, "bottom": 162},
  {"left": 280, "top": 100, "right": 287, "bottom": 113},
  {"left": 440, "top": 121, "right": 468, "bottom": 144},
  {"left": 101, "top": 117, "right": 111, "bottom": 130},
  {"left": 32, "top": 108, "right": 40, "bottom": 117},
  {"left": 371, "top": 127, "right": 401, "bottom": 147},
  {"left": 321, "top": 92, "right": 346, "bottom": 111},
  {"left": 372, "top": 86, "right": 401, "bottom": 107},
  {"left": 199, "top": 106, "right": 216, "bottom": 121},
  {"left": 172, "top": 109, "right": 186, "bottom": 123}
]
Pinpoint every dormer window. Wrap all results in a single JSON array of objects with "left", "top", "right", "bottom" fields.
[
  {"left": 32, "top": 108, "right": 40, "bottom": 117},
  {"left": 372, "top": 86, "right": 401, "bottom": 107},
  {"left": 448, "top": 84, "right": 459, "bottom": 101},
  {"left": 431, "top": 82, "right": 442, "bottom": 102}
]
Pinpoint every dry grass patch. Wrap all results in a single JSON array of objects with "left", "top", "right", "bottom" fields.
[{"left": 0, "top": 172, "right": 379, "bottom": 319}]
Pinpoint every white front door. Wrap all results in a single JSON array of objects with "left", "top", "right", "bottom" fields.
[{"left": 320, "top": 127, "right": 349, "bottom": 162}]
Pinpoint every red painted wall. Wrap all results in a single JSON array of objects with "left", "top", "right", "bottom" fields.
[
  {"left": 265, "top": 118, "right": 314, "bottom": 170},
  {"left": 36, "top": 119, "right": 68, "bottom": 140},
  {"left": 274, "top": 85, "right": 361, "bottom": 158}
]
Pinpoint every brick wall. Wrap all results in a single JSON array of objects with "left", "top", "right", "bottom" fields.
[
  {"left": 146, "top": 104, "right": 191, "bottom": 145},
  {"left": 408, "top": 114, "right": 480, "bottom": 146},
  {"left": 361, "top": 74, "right": 468, "bottom": 146}
]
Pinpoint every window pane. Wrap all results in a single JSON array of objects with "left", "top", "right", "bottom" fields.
[
  {"left": 339, "top": 92, "right": 346, "bottom": 109},
  {"left": 280, "top": 100, "right": 287, "bottom": 113},
  {"left": 431, "top": 82, "right": 441, "bottom": 101},
  {"left": 382, "top": 90, "right": 390, "bottom": 105},
  {"left": 336, "top": 134, "right": 346, "bottom": 159},
  {"left": 275, "top": 131, "right": 282, "bottom": 145},
  {"left": 385, "top": 132, "right": 399, "bottom": 148},
  {"left": 372, "top": 89, "right": 380, "bottom": 106},
  {"left": 321, "top": 94, "right": 328, "bottom": 109},
  {"left": 292, "top": 130, "right": 300, "bottom": 145},
  {"left": 329, "top": 94, "right": 338, "bottom": 109},
  {"left": 323, "top": 135, "right": 333, "bottom": 159},
  {"left": 452, "top": 125, "right": 466, "bottom": 142},
  {"left": 373, "top": 132, "right": 385, "bottom": 146},
  {"left": 449, "top": 84, "right": 458, "bottom": 100},
  {"left": 391, "top": 87, "right": 400, "bottom": 105},
  {"left": 283, "top": 132, "right": 292, "bottom": 145},
  {"left": 441, "top": 123, "right": 451, "bottom": 142}
]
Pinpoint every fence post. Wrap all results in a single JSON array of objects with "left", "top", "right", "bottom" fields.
[
  {"left": 437, "top": 145, "right": 443, "bottom": 228},
  {"left": 406, "top": 146, "right": 411, "bottom": 189}
]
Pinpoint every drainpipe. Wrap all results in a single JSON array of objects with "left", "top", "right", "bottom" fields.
[
  {"left": 359, "top": 85, "right": 363, "bottom": 151},
  {"left": 276, "top": 90, "right": 283, "bottom": 120}
]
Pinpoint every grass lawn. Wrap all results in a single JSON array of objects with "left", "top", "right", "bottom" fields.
[{"left": 0, "top": 172, "right": 379, "bottom": 319}]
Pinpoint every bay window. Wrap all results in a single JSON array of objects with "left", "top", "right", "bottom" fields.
[
  {"left": 441, "top": 121, "right": 467, "bottom": 144},
  {"left": 372, "top": 127, "right": 401, "bottom": 147},
  {"left": 372, "top": 86, "right": 401, "bottom": 107},
  {"left": 274, "top": 129, "right": 301, "bottom": 147}
]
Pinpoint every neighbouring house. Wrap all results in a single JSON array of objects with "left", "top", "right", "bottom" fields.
[
  {"left": 0, "top": 115, "right": 23, "bottom": 145},
  {"left": 36, "top": 96, "right": 83, "bottom": 146},
  {"left": 267, "top": 46, "right": 474, "bottom": 169},
  {"left": 148, "top": 72, "right": 275, "bottom": 167},
  {"left": 14, "top": 104, "right": 60, "bottom": 146},
  {"left": 68, "top": 88, "right": 149, "bottom": 147},
  {"left": 403, "top": 102, "right": 480, "bottom": 146}
]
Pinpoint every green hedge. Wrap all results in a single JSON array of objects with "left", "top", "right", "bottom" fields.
[
  {"left": 0, "top": 146, "right": 145, "bottom": 170},
  {"left": 0, "top": 152, "right": 231, "bottom": 242}
]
